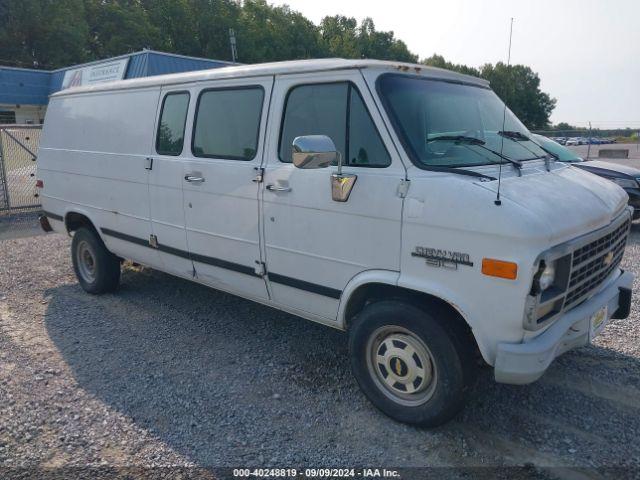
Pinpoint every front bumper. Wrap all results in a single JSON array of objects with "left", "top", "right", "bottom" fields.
[{"left": 494, "top": 269, "right": 634, "bottom": 385}]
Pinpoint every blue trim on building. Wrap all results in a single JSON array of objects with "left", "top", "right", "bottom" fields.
[{"left": 0, "top": 50, "right": 233, "bottom": 107}]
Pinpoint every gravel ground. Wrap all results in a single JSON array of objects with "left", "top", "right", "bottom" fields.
[{"left": 1, "top": 226, "right": 640, "bottom": 479}]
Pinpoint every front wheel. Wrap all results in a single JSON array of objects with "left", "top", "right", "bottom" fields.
[
  {"left": 71, "top": 227, "right": 121, "bottom": 294},
  {"left": 348, "top": 300, "right": 475, "bottom": 427}
]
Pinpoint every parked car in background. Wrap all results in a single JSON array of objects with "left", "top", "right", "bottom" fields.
[
  {"left": 533, "top": 134, "right": 640, "bottom": 219},
  {"left": 565, "top": 137, "right": 579, "bottom": 146}
]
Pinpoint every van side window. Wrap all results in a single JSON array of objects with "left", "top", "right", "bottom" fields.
[
  {"left": 192, "top": 87, "right": 264, "bottom": 160},
  {"left": 156, "top": 92, "right": 190, "bottom": 156},
  {"left": 279, "top": 83, "right": 348, "bottom": 165},
  {"left": 279, "top": 82, "right": 391, "bottom": 167}
]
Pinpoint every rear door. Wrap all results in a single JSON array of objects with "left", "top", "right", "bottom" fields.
[
  {"left": 181, "top": 77, "right": 273, "bottom": 300},
  {"left": 148, "top": 88, "right": 193, "bottom": 277},
  {"left": 261, "top": 71, "right": 405, "bottom": 320}
]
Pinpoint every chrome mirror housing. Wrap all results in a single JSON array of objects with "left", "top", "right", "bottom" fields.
[
  {"left": 291, "top": 134, "right": 357, "bottom": 202},
  {"left": 292, "top": 135, "right": 338, "bottom": 169}
]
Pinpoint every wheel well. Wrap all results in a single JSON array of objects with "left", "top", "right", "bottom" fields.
[
  {"left": 343, "top": 283, "right": 482, "bottom": 361},
  {"left": 65, "top": 212, "right": 96, "bottom": 234}
]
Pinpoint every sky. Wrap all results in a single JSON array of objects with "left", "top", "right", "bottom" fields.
[{"left": 277, "top": 0, "right": 639, "bottom": 128}]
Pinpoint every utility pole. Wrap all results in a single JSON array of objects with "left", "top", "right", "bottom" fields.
[
  {"left": 586, "top": 121, "right": 592, "bottom": 160},
  {"left": 229, "top": 28, "right": 238, "bottom": 63}
]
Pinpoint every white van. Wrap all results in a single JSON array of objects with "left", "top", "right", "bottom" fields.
[{"left": 38, "top": 59, "right": 633, "bottom": 426}]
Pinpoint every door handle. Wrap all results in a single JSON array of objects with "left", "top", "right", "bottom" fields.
[
  {"left": 184, "top": 174, "right": 205, "bottom": 183},
  {"left": 266, "top": 184, "right": 291, "bottom": 192}
]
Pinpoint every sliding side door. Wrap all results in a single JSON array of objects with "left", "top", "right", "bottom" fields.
[{"left": 181, "top": 77, "right": 273, "bottom": 300}]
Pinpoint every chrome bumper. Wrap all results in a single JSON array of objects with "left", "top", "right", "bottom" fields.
[{"left": 494, "top": 269, "right": 634, "bottom": 385}]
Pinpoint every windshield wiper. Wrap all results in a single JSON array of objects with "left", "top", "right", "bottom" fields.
[
  {"left": 462, "top": 143, "right": 523, "bottom": 173},
  {"left": 445, "top": 168, "right": 496, "bottom": 181},
  {"left": 527, "top": 139, "right": 560, "bottom": 171},
  {"left": 428, "top": 134, "right": 521, "bottom": 176},
  {"left": 498, "top": 130, "right": 530, "bottom": 141},
  {"left": 428, "top": 135, "right": 486, "bottom": 145}
]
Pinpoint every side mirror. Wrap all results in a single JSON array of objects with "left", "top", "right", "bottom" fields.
[
  {"left": 292, "top": 135, "right": 338, "bottom": 169},
  {"left": 291, "top": 134, "right": 357, "bottom": 202}
]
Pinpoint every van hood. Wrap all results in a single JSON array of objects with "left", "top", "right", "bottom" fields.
[{"left": 478, "top": 163, "right": 628, "bottom": 244}]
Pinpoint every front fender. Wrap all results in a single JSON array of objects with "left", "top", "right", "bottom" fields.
[
  {"left": 337, "top": 269, "right": 492, "bottom": 365},
  {"left": 397, "top": 274, "right": 494, "bottom": 365},
  {"left": 337, "top": 269, "right": 400, "bottom": 329}
]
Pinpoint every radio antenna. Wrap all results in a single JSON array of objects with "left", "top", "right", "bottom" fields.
[{"left": 495, "top": 17, "right": 514, "bottom": 206}]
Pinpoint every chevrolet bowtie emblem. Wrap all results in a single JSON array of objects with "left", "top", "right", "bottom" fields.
[
  {"left": 394, "top": 359, "right": 402, "bottom": 376},
  {"left": 603, "top": 251, "right": 614, "bottom": 266}
]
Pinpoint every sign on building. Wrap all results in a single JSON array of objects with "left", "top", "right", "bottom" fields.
[{"left": 61, "top": 58, "right": 129, "bottom": 90}]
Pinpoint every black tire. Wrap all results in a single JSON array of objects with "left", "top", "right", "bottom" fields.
[
  {"left": 348, "top": 300, "right": 475, "bottom": 427},
  {"left": 71, "top": 227, "right": 120, "bottom": 294}
]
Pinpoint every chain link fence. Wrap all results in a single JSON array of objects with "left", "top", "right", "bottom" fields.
[{"left": 0, "top": 125, "right": 43, "bottom": 240}]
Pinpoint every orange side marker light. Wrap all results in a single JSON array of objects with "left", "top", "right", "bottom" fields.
[{"left": 482, "top": 258, "right": 518, "bottom": 280}]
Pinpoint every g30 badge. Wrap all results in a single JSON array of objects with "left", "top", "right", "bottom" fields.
[{"left": 412, "top": 246, "right": 473, "bottom": 270}]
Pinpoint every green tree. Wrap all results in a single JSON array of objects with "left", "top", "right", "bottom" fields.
[
  {"left": 189, "top": 0, "right": 240, "bottom": 61},
  {"left": 318, "top": 16, "right": 359, "bottom": 58},
  {"left": 480, "top": 62, "right": 556, "bottom": 130},
  {"left": 84, "top": 0, "right": 160, "bottom": 59},
  {"left": 0, "top": 0, "right": 89, "bottom": 69},
  {"left": 319, "top": 15, "right": 416, "bottom": 62},
  {"left": 422, "top": 54, "right": 480, "bottom": 77},
  {"left": 237, "top": 0, "right": 323, "bottom": 63},
  {"left": 142, "top": 0, "right": 200, "bottom": 56},
  {"left": 554, "top": 122, "right": 575, "bottom": 131},
  {"left": 356, "top": 18, "right": 416, "bottom": 62}
]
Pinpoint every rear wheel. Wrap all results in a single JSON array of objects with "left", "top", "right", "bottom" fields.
[
  {"left": 71, "top": 227, "right": 120, "bottom": 294},
  {"left": 348, "top": 300, "right": 474, "bottom": 427}
]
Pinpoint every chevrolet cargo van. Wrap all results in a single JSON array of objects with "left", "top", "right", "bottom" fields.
[{"left": 38, "top": 59, "right": 633, "bottom": 426}]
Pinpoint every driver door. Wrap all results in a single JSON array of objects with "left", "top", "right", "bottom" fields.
[{"left": 261, "top": 71, "right": 405, "bottom": 321}]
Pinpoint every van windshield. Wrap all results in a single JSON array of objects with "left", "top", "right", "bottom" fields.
[
  {"left": 377, "top": 74, "right": 548, "bottom": 169},
  {"left": 531, "top": 134, "right": 583, "bottom": 162}
]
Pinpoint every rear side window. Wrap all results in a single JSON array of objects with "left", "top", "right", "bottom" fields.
[
  {"left": 279, "top": 82, "right": 390, "bottom": 167},
  {"left": 192, "top": 87, "right": 264, "bottom": 160},
  {"left": 156, "top": 92, "right": 189, "bottom": 156}
]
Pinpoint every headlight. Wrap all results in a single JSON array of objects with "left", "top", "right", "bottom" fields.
[
  {"left": 538, "top": 263, "right": 556, "bottom": 290},
  {"left": 608, "top": 177, "right": 638, "bottom": 189},
  {"left": 534, "top": 261, "right": 556, "bottom": 293}
]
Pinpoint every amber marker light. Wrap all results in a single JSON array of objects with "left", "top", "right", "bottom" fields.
[{"left": 482, "top": 258, "right": 518, "bottom": 280}]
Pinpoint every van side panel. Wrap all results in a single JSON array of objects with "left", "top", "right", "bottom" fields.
[{"left": 39, "top": 88, "right": 162, "bottom": 267}]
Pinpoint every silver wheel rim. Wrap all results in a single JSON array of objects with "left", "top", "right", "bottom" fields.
[
  {"left": 366, "top": 326, "right": 438, "bottom": 406},
  {"left": 76, "top": 240, "right": 97, "bottom": 283}
]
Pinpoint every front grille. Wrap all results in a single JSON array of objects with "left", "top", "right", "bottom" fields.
[{"left": 564, "top": 216, "right": 631, "bottom": 309}]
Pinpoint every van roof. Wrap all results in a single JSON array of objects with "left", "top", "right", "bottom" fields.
[{"left": 51, "top": 58, "right": 490, "bottom": 97}]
